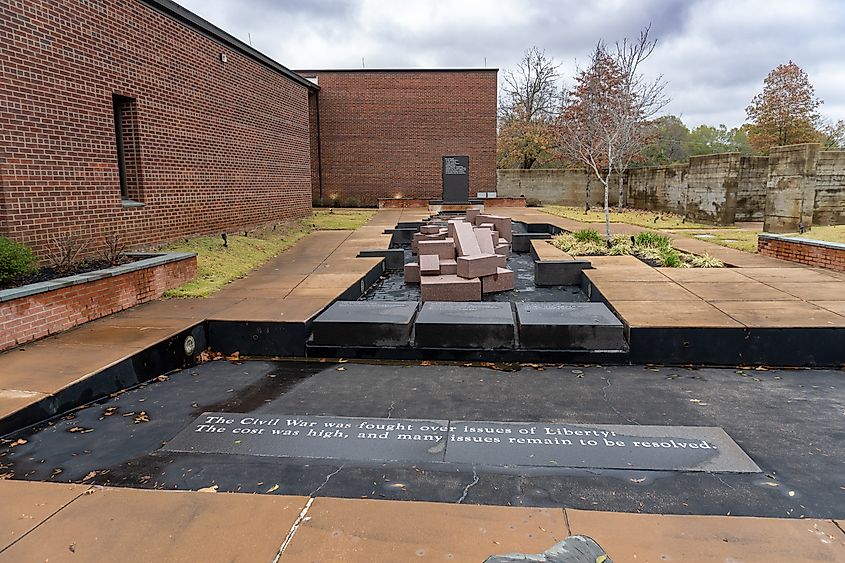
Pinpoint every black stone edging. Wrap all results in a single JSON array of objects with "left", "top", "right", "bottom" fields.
[
  {"left": 759, "top": 233, "right": 845, "bottom": 251},
  {"left": 0, "top": 252, "right": 196, "bottom": 303},
  {"left": 304, "top": 344, "right": 629, "bottom": 363},
  {"left": 0, "top": 323, "right": 206, "bottom": 438}
]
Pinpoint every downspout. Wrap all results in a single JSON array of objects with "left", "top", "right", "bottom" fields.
[{"left": 315, "top": 91, "right": 324, "bottom": 205}]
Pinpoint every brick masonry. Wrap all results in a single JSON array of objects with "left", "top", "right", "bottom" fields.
[
  {"left": 758, "top": 234, "right": 845, "bottom": 273},
  {"left": 300, "top": 70, "right": 498, "bottom": 206},
  {"left": 0, "top": 254, "right": 197, "bottom": 352},
  {"left": 0, "top": 0, "right": 314, "bottom": 259}
]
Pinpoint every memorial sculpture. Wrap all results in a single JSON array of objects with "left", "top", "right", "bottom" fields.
[{"left": 405, "top": 213, "right": 516, "bottom": 301}]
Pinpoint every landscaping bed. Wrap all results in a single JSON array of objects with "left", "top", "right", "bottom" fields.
[{"left": 551, "top": 229, "right": 724, "bottom": 268}]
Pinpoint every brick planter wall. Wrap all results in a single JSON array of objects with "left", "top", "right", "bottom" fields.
[
  {"left": 0, "top": 253, "right": 196, "bottom": 352},
  {"left": 758, "top": 234, "right": 845, "bottom": 272}
]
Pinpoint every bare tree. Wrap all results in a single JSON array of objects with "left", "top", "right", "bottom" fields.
[
  {"left": 557, "top": 28, "right": 669, "bottom": 241},
  {"left": 500, "top": 47, "right": 561, "bottom": 122},
  {"left": 497, "top": 47, "right": 561, "bottom": 169},
  {"left": 611, "top": 26, "right": 669, "bottom": 210}
]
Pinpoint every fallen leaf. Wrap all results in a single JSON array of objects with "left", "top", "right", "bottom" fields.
[
  {"left": 226, "top": 351, "right": 240, "bottom": 361},
  {"left": 763, "top": 482, "right": 779, "bottom": 487},
  {"left": 629, "top": 477, "right": 646, "bottom": 483},
  {"left": 336, "top": 367, "right": 346, "bottom": 371},
  {"left": 134, "top": 412, "right": 150, "bottom": 424},
  {"left": 68, "top": 427, "right": 93, "bottom": 434},
  {"left": 266, "top": 484, "right": 280, "bottom": 493},
  {"left": 788, "top": 490, "right": 796, "bottom": 497},
  {"left": 82, "top": 471, "right": 98, "bottom": 482},
  {"left": 9, "top": 438, "right": 27, "bottom": 448},
  {"left": 155, "top": 375, "right": 169, "bottom": 382},
  {"left": 198, "top": 484, "right": 218, "bottom": 493}
]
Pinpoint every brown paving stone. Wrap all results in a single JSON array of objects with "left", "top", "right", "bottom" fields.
[
  {"left": 592, "top": 281, "right": 700, "bottom": 301},
  {"left": 566, "top": 509, "right": 845, "bottom": 563},
  {"left": 0, "top": 480, "right": 90, "bottom": 552},
  {"left": 0, "top": 389, "right": 47, "bottom": 420},
  {"left": 736, "top": 267, "right": 840, "bottom": 284},
  {"left": 767, "top": 282, "right": 845, "bottom": 301},
  {"left": 813, "top": 301, "right": 845, "bottom": 316},
  {"left": 118, "top": 298, "right": 241, "bottom": 319},
  {"left": 283, "top": 287, "right": 347, "bottom": 300},
  {"left": 610, "top": 300, "right": 743, "bottom": 328},
  {"left": 209, "top": 297, "right": 330, "bottom": 323},
  {"left": 657, "top": 267, "right": 757, "bottom": 284},
  {"left": 283, "top": 497, "right": 568, "bottom": 562},
  {"left": 296, "top": 273, "right": 366, "bottom": 290},
  {"left": 584, "top": 267, "right": 670, "bottom": 283},
  {"left": 0, "top": 486, "right": 308, "bottom": 563},
  {"left": 682, "top": 282, "right": 799, "bottom": 302},
  {"left": 55, "top": 324, "right": 183, "bottom": 350},
  {"left": 711, "top": 300, "right": 845, "bottom": 328},
  {"left": 0, "top": 343, "right": 131, "bottom": 394}
]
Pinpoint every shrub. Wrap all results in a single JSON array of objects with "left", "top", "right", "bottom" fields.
[
  {"left": 573, "top": 228, "right": 603, "bottom": 244},
  {"left": 607, "top": 234, "right": 633, "bottom": 256},
  {"left": 687, "top": 253, "right": 724, "bottom": 268},
  {"left": 525, "top": 198, "right": 542, "bottom": 207},
  {"left": 0, "top": 236, "right": 38, "bottom": 284},
  {"left": 659, "top": 246, "right": 683, "bottom": 268},
  {"left": 634, "top": 231, "right": 672, "bottom": 249},
  {"left": 47, "top": 232, "right": 87, "bottom": 273}
]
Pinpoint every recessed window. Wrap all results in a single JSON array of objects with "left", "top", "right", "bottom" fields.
[{"left": 112, "top": 94, "right": 142, "bottom": 203}]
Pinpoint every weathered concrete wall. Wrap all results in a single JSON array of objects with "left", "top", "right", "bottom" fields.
[
  {"left": 496, "top": 169, "right": 620, "bottom": 207},
  {"left": 498, "top": 144, "right": 845, "bottom": 228},
  {"left": 736, "top": 156, "right": 770, "bottom": 221},
  {"left": 813, "top": 151, "right": 845, "bottom": 226},
  {"left": 763, "top": 144, "right": 820, "bottom": 233},
  {"left": 627, "top": 163, "right": 689, "bottom": 216}
]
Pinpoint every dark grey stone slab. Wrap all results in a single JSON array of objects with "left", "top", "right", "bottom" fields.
[
  {"left": 414, "top": 301, "right": 515, "bottom": 349},
  {"left": 445, "top": 421, "right": 760, "bottom": 472},
  {"left": 164, "top": 413, "right": 450, "bottom": 463},
  {"left": 511, "top": 232, "right": 551, "bottom": 253},
  {"left": 534, "top": 259, "right": 590, "bottom": 286},
  {"left": 516, "top": 302, "right": 625, "bottom": 350},
  {"left": 163, "top": 414, "right": 760, "bottom": 473},
  {"left": 311, "top": 301, "right": 418, "bottom": 346},
  {"left": 357, "top": 248, "right": 406, "bottom": 270}
]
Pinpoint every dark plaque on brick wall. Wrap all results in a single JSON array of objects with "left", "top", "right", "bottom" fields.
[{"left": 442, "top": 156, "right": 469, "bottom": 202}]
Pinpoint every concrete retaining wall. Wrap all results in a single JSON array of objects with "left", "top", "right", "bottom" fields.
[{"left": 499, "top": 144, "right": 845, "bottom": 228}]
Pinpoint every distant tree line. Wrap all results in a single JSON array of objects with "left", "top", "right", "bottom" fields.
[{"left": 498, "top": 54, "right": 845, "bottom": 172}]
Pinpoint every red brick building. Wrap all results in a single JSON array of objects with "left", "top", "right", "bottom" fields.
[
  {"left": 0, "top": 0, "right": 498, "bottom": 259},
  {"left": 300, "top": 70, "right": 498, "bottom": 206}
]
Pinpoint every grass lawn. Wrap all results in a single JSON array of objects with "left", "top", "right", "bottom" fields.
[
  {"left": 541, "top": 205, "right": 718, "bottom": 229},
  {"left": 667, "top": 228, "right": 760, "bottom": 253},
  {"left": 162, "top": 208, "right": 375, "bottom": 298},
  {"left": 793, "top": 225, "right": 845, "bottom": 244}
]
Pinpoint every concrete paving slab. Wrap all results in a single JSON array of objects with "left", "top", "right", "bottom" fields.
[
  {"left": 283, "top": 287, "right": 347, "bottom": 300},
  {"left": 711, "top": 300, "right": 845, "bottom": 328},
  {"left": 565, "top": 509, "right": 845, "bottom": 563},
  {"left": 737, "top": 267, "right": 841, "bottom": 283},
  {"left": 768, "top": 282, "right": 845, "bottom": 301},
  {"left": 296, "top": 273, "right": 366, "bottom": 290},
  {"left": 813, "top": 301, "right": 845, "bottom": 316},
  {"left": 209, "top": 297, "right": 330, "bottom": 323},
  {"left": 0, "top": 486, "right": 308, "bottom": 563},
  {"left": 0, "top": 343, "right": 130, "bottom": 394},
  {"left": 610, "top": 300, "right": 744, "bottom": 328},
  {"left": 0, "top": 480, "right": 89, "bottom": 552},
  {"left": 0, "top": 389, "right": 48, "bottom": 420},
  {"left": 584, "top": 265, "right": 670, "bottom": 283},
  {"left": 54, "top": 324, "right": 183, "bottom": 350},
  {"left": 282, "top": 497, "right": 568, "bottom": 562},
  {"left": 591, "top": 281, "right": 700, "bottom": 301},
  {"left": 657, "top": 267, "right": 758, "bottom": 284},
  {"left": 117, "top": 298, "right": 241, "bottom": 320},
  {"left": 682, "top": 281, "right": 799, "bottom": 302}
]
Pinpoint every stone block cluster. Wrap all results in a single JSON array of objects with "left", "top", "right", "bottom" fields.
[{"left": 405, "top": 212, "right": 515, "bottom": 301}]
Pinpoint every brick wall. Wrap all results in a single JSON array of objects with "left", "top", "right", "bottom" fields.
[
  {"left": 301, "top": 70, "right": 498, "bottom": 205},
  {"left": 758, "top": 234, "right": 845, "bottom": 272},
  {"left": 0, "top": 255, "right": 197, "bottom": 351},
  {"left": 0, "top": 0, "right": 313, "bottom": 259}
]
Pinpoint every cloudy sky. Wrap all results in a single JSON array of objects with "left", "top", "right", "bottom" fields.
[{"left": 178, "top": 0, "right": 845, "bottom": 128}]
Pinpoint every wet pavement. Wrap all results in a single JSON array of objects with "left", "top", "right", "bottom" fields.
[{"left": 1, "top": 360, "right": 843, "bottom": 520}]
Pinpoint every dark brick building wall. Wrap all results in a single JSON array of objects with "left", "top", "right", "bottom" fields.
[
  {"left": 300, "top": 70, "right": 498, "bottom": 206},
  {"left": 0, "top": 0, "right": 314, "bottom": 259}
]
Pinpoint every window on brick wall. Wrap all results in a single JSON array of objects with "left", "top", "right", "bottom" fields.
[{"left": 112, "top": 94, "right": 143, "bottom": 204}]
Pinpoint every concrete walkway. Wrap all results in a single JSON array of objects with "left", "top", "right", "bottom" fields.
[{"left": 2, "top": 480, "right": 843, "bottom": 562}]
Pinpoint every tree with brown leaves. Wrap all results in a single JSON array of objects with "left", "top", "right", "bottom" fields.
[{"left": 746, "top": 61, "right": 821, "bottom": 154}]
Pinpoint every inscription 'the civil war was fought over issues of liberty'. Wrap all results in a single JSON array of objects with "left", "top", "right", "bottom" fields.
[{"left": 163, "top": 413, "right": 760, "bottom": 473}]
